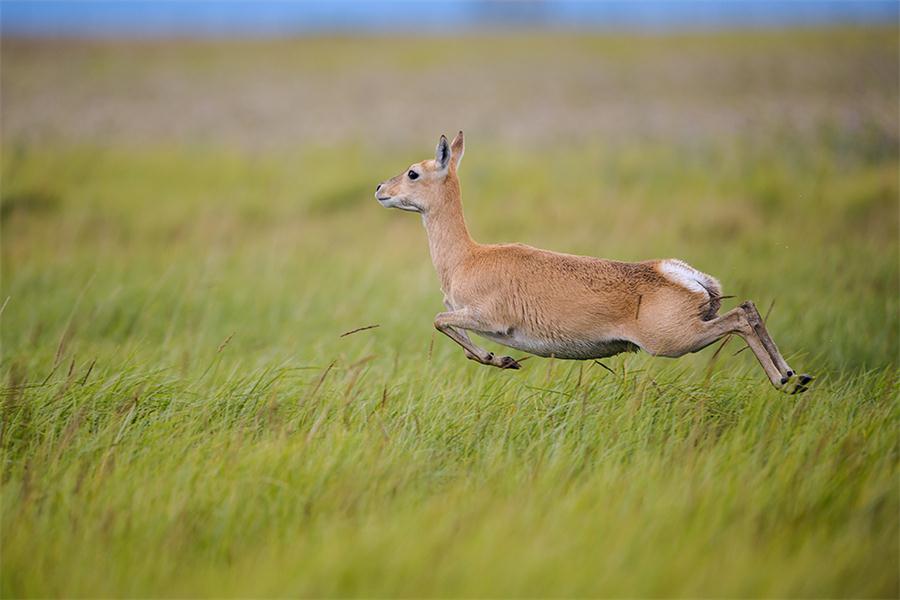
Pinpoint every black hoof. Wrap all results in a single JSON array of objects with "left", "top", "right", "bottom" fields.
[
  {"left": 498, "top": 356, "right": 521, "bottom": 370},
  {"left": 787, "top": 370, "right": 794, "bottom": 377},
  {"left": 789, "top": 374, "right": 814, "bottom": 395},
  {"left": 780, "top": 376, "right": 789, "bottom": 385}
]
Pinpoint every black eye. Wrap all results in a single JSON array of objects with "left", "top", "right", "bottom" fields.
[{"left": 407, "top": 170, "right": 419, "bottom": 180}]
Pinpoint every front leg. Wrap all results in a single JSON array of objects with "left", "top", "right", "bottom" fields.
[
  {"left": 433, "top": 308, "right": 521, "bottom": 369},
  {"left": 440, "top": 299, "right": 485, "bottom": 363}
]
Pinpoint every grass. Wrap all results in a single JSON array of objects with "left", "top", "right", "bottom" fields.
[{"left": 2, "top": 29, "right": 899, "bottom": 597}]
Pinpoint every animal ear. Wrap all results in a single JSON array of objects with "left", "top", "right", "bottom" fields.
[
  {"left": 450, "top": 131, "right": 464, "bottom": 170},
  {"left": 435, "top": 134, "right": 451, "bottom": 172}
]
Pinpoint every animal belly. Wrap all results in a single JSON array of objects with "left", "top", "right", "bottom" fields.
[{"left": 480, "top": 331, "right": 640, "bottom": 360}]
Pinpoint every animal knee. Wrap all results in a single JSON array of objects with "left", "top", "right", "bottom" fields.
[{"left": 433, "top": 313, "right": 450, "bottom": 331}]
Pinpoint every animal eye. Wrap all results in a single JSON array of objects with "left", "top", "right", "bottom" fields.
[{"left": 407, "top": 170, "right": 419, "bottom": 180}]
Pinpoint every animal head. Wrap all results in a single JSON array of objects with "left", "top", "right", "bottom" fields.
[{"left": 375, "top": 131, "right": 465, "bottom": 213}]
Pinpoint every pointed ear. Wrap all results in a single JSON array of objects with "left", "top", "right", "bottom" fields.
[
  {"left": 450, "top": 130, "right": 464, "bottom": 170},
  {"left": 435, "top": 134, "right": 451, "bottom": 172}
]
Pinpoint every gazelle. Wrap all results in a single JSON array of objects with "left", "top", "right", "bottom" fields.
[{"left": 375, "top": 132, "right": 812, "bottom": 393}]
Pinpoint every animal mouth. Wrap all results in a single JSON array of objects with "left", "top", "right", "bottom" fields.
[{"left": 376, "top": 196, "right": 391, "bottom": 202}]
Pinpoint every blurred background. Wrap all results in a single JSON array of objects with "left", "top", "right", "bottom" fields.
[
  {"left": 2, "top": 1, "right": 898, "bottom": 597},
  {"left": 2, "top": 1, "right": 898, "bottom": 149}
]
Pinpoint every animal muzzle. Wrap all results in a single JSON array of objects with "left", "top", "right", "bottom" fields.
[{"left": 375, "top": 183, "right": 391, "bottom": 205}]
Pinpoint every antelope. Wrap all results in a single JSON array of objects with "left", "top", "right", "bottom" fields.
[{"left": 375, "top": 132, "right": 812, "bottom": 393}]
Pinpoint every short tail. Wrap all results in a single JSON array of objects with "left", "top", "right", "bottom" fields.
[
  {"left": 657, "top": 258, "right": 724, "bottom": 320},
  {"left": 697, "top": 277, "right": 723, "bottom": 321}
]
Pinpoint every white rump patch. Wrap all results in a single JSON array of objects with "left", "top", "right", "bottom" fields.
[{"left": 658, "top": 259, "right": 714, "bottom": 294}]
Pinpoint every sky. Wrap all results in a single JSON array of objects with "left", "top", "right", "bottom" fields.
[{"left": 1, "top": 1, "right": 897, "bottom": 37}]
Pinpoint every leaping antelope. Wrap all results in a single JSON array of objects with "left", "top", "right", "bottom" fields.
[{"left": 375, "top": 132, "right": 812, "bottom": 393}]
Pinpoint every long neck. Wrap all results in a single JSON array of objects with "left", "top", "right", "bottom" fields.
[{"left": 422, "top": 173, "right": 475, "bottom": 292}]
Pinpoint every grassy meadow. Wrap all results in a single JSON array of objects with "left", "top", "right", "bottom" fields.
[{"left": 2, "top": 29, "right": 898, "bottom": 596}]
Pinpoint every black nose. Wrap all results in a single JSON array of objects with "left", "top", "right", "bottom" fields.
[{"left": 376, "top": 183, "right": 382, "bottom": 192}]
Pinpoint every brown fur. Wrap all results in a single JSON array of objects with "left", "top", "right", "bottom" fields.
[{"left": 376, "top": 132, "right": 810, "bottom": 392}]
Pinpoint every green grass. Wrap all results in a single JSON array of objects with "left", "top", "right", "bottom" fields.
[{"left": 2, "top": 30, "right": 899, "bottom": 597}]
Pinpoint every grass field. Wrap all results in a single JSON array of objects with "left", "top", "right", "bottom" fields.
[{"left": 1, "top": 28, "right": 898, "bottom": 597}]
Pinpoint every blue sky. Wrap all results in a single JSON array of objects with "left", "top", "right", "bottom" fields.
[{"left": 1, "top": 1, "right": 897, "bottom": 37}]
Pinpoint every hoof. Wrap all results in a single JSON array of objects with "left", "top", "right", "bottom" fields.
[
  {"left": 498, "top": 356, "right": 521, "bottom": 370},
  {"left": 789, "top": 374, "right": 815, "bottom": 395}
]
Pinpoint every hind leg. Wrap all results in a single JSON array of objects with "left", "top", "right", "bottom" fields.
[
  {"left": 641, "top": 307, "right": 786, "bottom": 390},
  {"left": 739, "top": 301, "right": 813, "bottom": 392},
  {"left": 739, "top": 301, "right": 792, "bottom": 377},
  {"left": 692, "top": 307, "right": 787, "bottom": 389}
]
